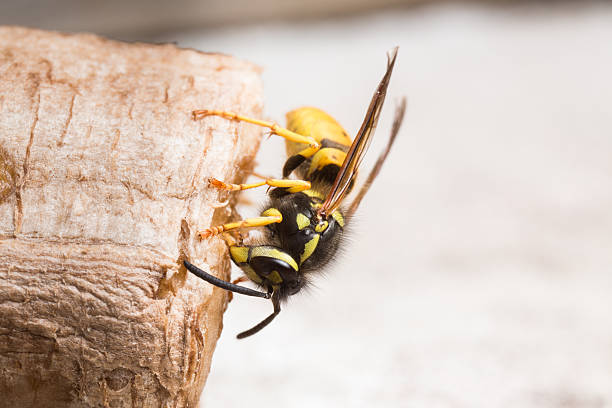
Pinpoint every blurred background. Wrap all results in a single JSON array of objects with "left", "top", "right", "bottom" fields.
[{"left": 3, "top": 1, "right": 611, "bottom": 406}]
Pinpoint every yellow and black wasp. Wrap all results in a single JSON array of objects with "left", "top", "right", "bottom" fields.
[{"left": 184, "top": 47, "right": 406, "bottom": 339}]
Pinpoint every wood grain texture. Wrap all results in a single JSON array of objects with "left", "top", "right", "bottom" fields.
[{"left": 0, "top": 26, "right": 263, "bottom": 407}]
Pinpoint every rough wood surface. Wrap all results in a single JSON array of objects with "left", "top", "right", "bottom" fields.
[{"left": 0, "top": 26, "right": 263, "bottom": 407}]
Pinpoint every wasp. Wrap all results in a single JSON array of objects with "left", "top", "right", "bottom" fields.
[{"left": 184, "top": 47, "right": 406, "bottom": 339}]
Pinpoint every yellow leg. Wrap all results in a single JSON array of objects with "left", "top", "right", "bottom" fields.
[
  {"left": 193, "top": 109, "right": 321, "bottom": 158},
  {"left": 209, "top": 177, "right": 310, "bottom": 193},
  {"left": 199, "top": 214, "right": 282, "bottom": 239}
]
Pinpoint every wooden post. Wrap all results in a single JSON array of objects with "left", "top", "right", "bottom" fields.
[{"left": 0, "top": 26, "right": 263, "bottom": 407}]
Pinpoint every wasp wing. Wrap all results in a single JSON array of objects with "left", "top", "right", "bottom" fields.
[
  {"left": 347, "top": 97, "right": 406, "bottom": 217},
  {"left": 318, "top": 47, "right": 399, "bottom": 217}
]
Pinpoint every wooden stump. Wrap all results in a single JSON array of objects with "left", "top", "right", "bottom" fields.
[{"left": 0, "top": 26, "right": 263, "bottom": 407}]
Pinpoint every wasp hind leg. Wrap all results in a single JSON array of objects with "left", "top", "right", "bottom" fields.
[
  {"left": 209, "top": 177, "right": 310, "bottom": 193},
  {"left": 192, "top": 109, "right": 321, "bottom": 170}
]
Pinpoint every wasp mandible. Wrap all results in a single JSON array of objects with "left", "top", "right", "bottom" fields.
[{"left": 184, "top": 47, "right": 406, "bottom": 339}]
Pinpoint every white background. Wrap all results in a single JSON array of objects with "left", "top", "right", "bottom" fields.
[{"left": 154, "top": 2, "right": 612, "bottom": 407}]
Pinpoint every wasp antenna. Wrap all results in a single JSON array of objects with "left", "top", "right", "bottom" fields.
[
  {"left": 236, "top": 292, "right": 281, "bottom": 339},
  {"left": 183, "top": 260, "right": 271, "bottom": 299}
]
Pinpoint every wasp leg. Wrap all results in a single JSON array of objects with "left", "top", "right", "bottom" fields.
[
  {"left": 199, "top": 214, "right": 282, "bottom": 239},
  {"left": 192, "top": 109, "right": 321, "bottom": 158},
  {"left": 227, "top": 276, "right": 250, "bottom": 303},
  {"left": 218, "top": 229, "right": 248, "bottom": 246},
  {"left": 232, "top": 276, "right": 249, "bottom": 285},
  {"left": 209, "top": 177, "right": 310, "bottom": 193}
]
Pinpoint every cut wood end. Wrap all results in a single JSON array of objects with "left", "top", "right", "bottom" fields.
[{"left": 0, "top": 26, "right": 263, "bottom": 407}]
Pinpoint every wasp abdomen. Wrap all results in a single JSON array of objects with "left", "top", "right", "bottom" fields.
[{"left": 283, "top": 107, "right": 353, "bottom": 180}]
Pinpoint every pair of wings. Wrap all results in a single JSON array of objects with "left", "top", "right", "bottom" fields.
[{"left": 318, "top": 47, "right": 406, "bottom": 218}]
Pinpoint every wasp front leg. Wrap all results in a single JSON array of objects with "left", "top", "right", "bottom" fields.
[
  {"left": 199, "top": 209, "right": 282, "bottom": 239},
  {"left": 209, "top": 177, "right": 311, "bottom": 194}
]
